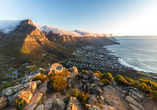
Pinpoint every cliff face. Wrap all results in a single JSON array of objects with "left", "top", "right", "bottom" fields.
[{"left": 1, "top": 19, "right": 48, "bottom": 42}]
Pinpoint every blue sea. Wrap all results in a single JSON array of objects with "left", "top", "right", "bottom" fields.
[{"left": 105, "top": 36, "right": 157, "bottom": 73}]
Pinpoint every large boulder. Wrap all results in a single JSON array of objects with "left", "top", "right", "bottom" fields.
[
  {"left": 68, "top": 66, "right": 79, "bottom": 79},
  {"left": 9, "top": 90, "right": 33, "bottom": 105},
  {"left": 130, "top": 89, "right": 144, "bottom": 100},
  {"left": 2, "top": 87, "right": 13, "bottom": 96},
  {"left": 129, "top": 103, "right": 140, "bottom": 110},
  {"left": 21, "top": 76, "right": 33, "bottom": 84},
  {"left": 68, "top": 66, "right": 78, "bottom": 74},
  {"left": 67, "top": 97, "right": 82, "bottom": 110},
  {"left": 44, "top": 99, "right": 53, "bottom": 110},
  {"left": 47, "top": 63, "right": 63, "bottom": 75},
  {"left": 35, "top": 104, "right": 44, "bottom": 110},
  {"left": 21, "top": 81, "right": 37, "bottom": 93},
  {"left": 102, "top": 105, "right": 114, "bottom": 110},
  {"left": 88, "top": 96, "right": 98, "bottom": 105},
  {"left": 2, "top": 81, "right": 38, "bottom": 97},
  {"left": 85, "top": 104, "right": 100, "bottom": 110},
  {"left": 91, "top": 86, "right": 102, "bottom": 95},
  {"left": 37, "top": 81, "right": 48, "bottom": 95},
  {"left": 0, "top": 96, "right": 7, "bottom": 109},
  {"left": 55, "top": 98, "right": 65, "bottom": 110},
  {"left": 125, "top": 96, "right": 144, "bottom": 110},
  {"left": 21, "top": 68, "right": 45, "bottom": 84},
  {"left": 23, "top": 92, "right": 43, "bottom": 110},
  {"left": 91, "top": 76, "right": 101, "bottom": 82},
  {"left": 129, "top": 92, "right": 141, "bottom": 102}
]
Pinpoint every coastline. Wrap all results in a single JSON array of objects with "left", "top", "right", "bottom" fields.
[
  {"left": 105, "top": 44, "right": 157, "bottom": 79},
  {"left": 105, "top": 37, "right": 157, "bottom": 75},
  {"left": 118, "top": 58, "right": 153, "bottom": 73},
  {"left": 118, "top": 58, "right": 157, "bottom": 79}
]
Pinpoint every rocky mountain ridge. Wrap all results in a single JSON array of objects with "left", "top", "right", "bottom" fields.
[
  {"left": 0, "top": 63, "right": 157, "bottom": 110},
  {"left": 0, "top": 19, "right": 118, "bottom": 58}
]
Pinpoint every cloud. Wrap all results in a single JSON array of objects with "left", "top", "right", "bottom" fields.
[
  {"left": 34, "top": 23, "right": 105, "bottom": 37},
  {"left": 74, "top": 29, "right": 98, "bottom": 37},
  {"left": 34, "top": 23, "right": 82, "bottom": 37},
  {"left": 0, "top": 20, "right": 105, "bottom": 37},
  {"left": 0, "top": 20, "right": 22, "bottom": 33}
]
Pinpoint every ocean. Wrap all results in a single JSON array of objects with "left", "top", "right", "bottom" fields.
[{"left": 105, "top": 36, "right": 157, "bottom": 73}]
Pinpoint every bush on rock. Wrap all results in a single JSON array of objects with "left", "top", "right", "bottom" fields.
[
  {"left": 78, "top": 91, "right": 89, "bottom": 105},
  {"left": 50, "top": 69, "right": 68, "bottom": 92}
]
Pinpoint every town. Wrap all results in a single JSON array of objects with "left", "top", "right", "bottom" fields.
[{"left": 66, "top": 45, "right": 133, "bottom": 72}]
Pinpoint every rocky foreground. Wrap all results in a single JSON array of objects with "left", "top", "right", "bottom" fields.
[{"left": 0, "top": 63, "right": 157, "bottom": 110}]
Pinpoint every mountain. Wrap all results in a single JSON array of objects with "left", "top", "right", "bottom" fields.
[
  {"left": 0, "top": 19, "right": 68, "bottom": 59},
  {"left": 0, "top": 19, "right": 119, "bottom": 64}
]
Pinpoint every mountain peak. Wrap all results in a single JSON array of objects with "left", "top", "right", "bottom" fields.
[{"left": 24, "top": 19, "right": 35, "bottom": 26}]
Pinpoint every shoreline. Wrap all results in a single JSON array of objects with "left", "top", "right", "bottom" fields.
[{"left": 105, "top": 44, "right": 157, "bottom": 79}]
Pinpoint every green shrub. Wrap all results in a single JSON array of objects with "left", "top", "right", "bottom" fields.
[
  {"left": 138, "top": 82, "right": 152, "bottom": 94},
  {"left": 102, "top": 72, "right": 114, "bottom": 81},
  {"left": 64, "top": 89, "right": 79, "bottom": 104},
  {"left": 101, "top": 78, "right": 109, "bottom": 86},
  {"left": 125, "top": 77, "right": 134, "bottom": 85},
  {"left": 136, "top": 79, "right": 157, "bottom": 95},
  {"left": 16, "top": 99, "right": 26, "bottom": 110},
  {"left": 95, "top": 70, "right": 103, "bottom": 78},
  {"left": 50, "top": 75, "right": 67, "bottom": 92},
  {"left": 33, "top": 74, "right": 44, "bottom": 82},
  {"left": 72, "top": 89, "right": 79, "bottom": 98},
  {"left": 114, "top": 75, "right": 130, "bottom": 86},
  {"left": 33, "top": 74, "right": 49, "bottom": 82},
  {"left": 78, "top": 91, "right": 89, "bottom": 105},
  {"left": 139, "top": 79, "right": 157, "bottom": 89},
  {"left": 50, "top": 69, "right": 68, "bottom": 92},
  {"left": 150, "top": 91, "right": 157, "bottom": 100}
]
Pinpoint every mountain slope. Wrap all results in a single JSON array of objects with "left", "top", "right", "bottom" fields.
[
  {"left": 0, "top": 19, "right": 69, "bottom": 60},
  {"left": 0, "top": 19, "right": 119, "bottom": 65},
  {"left": 45, "top": 31, "right": 119, "bottom": 51}
]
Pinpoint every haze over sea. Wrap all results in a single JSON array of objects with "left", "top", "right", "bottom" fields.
[{"left": 105, "top": 36, "right": 157, "bottom": 73}]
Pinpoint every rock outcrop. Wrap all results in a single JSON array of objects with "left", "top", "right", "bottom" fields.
[
  {"left": 1, "top": 64, "right": 157, "bottom": 110},
  {"left": 0, "top": 97, "right": 7, "bottom": 109},
  {"left": 9, "top": 90, "right": 33, "bottom": 105},
  {"left": 47, "top": 63, "right": 63, "bottom": 75},
  {"left": 67, "top": 97, "right": 82, "bottom": 110}
]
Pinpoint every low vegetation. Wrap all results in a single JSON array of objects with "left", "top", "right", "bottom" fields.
[
  {"left": 15, "top": 99, "right": 26, "bottom": 110},
  {"left": 92, "top": 71, "right": 157, "bottom": 100},
  {"left": 94, "top": 71, "right": 114, "bottom": 86},
  {"left": 78, "top": 91, "right": 89, "bottom": 105},
  {"left": 114, "top": 74, "right": 157, "bottom": 100},
  {"left": 33, "top": 70, "right": 49, "bottom": 83},
  {"left": 65, "top": 89, "right": 79, "bottom": 104},
  {"left": 33, "top": 74, "right": 49, "bottom": 83},
  {"left": 0, "top": 78, "right": 22, "bottom": 93},
  {"left": 50, "top": 69, "right": 68, "bottom": 92},
  {"left": 114, "top": 75, "right": 131, "bottom": 86}
]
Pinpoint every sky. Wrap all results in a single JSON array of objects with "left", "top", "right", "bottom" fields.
[{"left": 0, "top": 0, "right": 157, "bottom": 36}]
